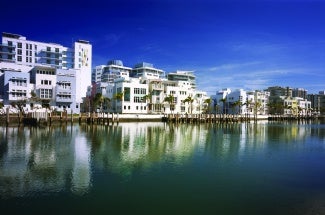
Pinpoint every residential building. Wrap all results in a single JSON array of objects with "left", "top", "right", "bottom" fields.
[
  {"left": 211, "top": 88, "right": 231, "bottom": 114},
  {"left": 0, "top": 68, "right": 30, "bottom": 108},
  {"left": 1, "top": 32, "right": 92, "bottom": 103},
  {"left": 167, "top": 70, "right": 196, "bottom": 89},
  {"left": 92, "top": 65, "right": 106, "bottom": 83},
  {"left": 55, "top": 69, "right": 79, "bottom": 113},
  {"left": 130, "top": 62, "right": 165, "bottom": 80},
  {"left": 108, "top": 77, "right": 149, "bottom": 114},
  {"left": 292, "top": 88, "right": 308, "bottom": 99},
  {"left": 307, "top": 91, "right": 325, "bottom": 115}
]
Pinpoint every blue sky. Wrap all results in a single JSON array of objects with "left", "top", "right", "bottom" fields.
[{"left": 2, "top": 0, "right": 325, "bottom": 95}]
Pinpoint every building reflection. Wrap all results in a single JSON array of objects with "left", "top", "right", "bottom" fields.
[
  {"left": 0, "top": 125, "right": 91, "bottom": 198},
  {"left": 0, "top": 121, "right": 323, "bottom": 198}
]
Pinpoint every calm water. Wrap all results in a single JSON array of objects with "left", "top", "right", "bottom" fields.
[{"left": 0, "top": 121, "right": 325, "bottom": 215}]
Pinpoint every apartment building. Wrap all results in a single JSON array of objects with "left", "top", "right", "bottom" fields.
[
  {"left": 0, "top": 32, "right": 92, "bottom": 103},
  {"left": 92, "top": 60, "right": 132, "bottom": 84},
  {"left": 130, "top": 62, "right": 165, "bottom": 80}
]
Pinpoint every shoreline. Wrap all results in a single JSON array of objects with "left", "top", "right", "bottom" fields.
[{"left": 0, "top": 113, "right": 323, "bottom": 127}]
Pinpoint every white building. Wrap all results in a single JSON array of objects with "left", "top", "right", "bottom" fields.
[
  {"left": 0, "top": 32, "right": 92, "bottom": 103},
  {"left": 167, "top": 70, "right": 196, "bottom": 89},
  {"left": 108, "top": 77, "right": 149, "bottom": 114},
  {"left": 131, "top": 62, "right": 165, "bottom": 80}
]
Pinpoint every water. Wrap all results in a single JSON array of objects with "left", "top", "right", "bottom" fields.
[{"left": 0, "top": 121, "right": 325, "bottom": 215}]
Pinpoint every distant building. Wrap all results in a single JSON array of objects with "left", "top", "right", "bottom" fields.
[
  {"left": 130, "top": 62, "right": 165, "bottom": 80},
  {"left": 167, "top": 70, "right": 196, "bottom": 89},
  {"left": 307, "top": 91, "right": 325, "bottom": 115},
  {"left": 292, "top": 88, "right": 308, "bottom": 99}
]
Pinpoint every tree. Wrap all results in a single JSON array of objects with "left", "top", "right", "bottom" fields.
[
  {"left": 233, "top": 100, "right": 242, "bottom": 114},
  {"left": 93, "top": 93, "right": 110, "bottom": 113},
  {"left": 183, "top": 96, "right": 194, "bottom": 114},
  {"left": 142, "top": 94, "right": 151, "bottom": 112},
  {"left": 220, "top": 98, "right": 227, "bottom": 114},
  {"left": 164, "top": 94, "right": 175, "bottom": 113},
  {"left": 203, "top": 98, "right": 212, "bottom": 114},
  {"left": 113, "top": 91, "right": 124, "bottom": 113},
  {"left": 11, "top": 99, "right": 27, "bottom": 115}
]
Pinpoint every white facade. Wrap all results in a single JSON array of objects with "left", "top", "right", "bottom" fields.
[
  {"left": 131, "top": 62, "right": 165, "bottom": 80},
  {"left": 1, "top": 33, "right": 92, "bottom": 103},
  {"left": 108, "top": 77, "right": 149, "bottom": 114},
  {"left": 167, "top": 70, "right": 196, "bottom": 89},
  {"left": 55, "top": 69, "right": 79, "bottom": 113}
]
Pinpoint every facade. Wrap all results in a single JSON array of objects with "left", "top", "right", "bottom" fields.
[
  {"left": 292, "top": 88, "right": 308, "bottom": 99},
  {"left": 55, "top": 69, "right": 79, "bottom": 113},
  {"left": 130, "top": 62, "right": 165, "bottom": 80},
  {"left": 0, "top": 68, "right": 30, "bottom": 107},
  {"left": 167, "top": 71, "right": 196, "bottom": 89},
  {"left": 108, "top": 77, "right": 149, "bottom": 114},
  {"left": 211, "top": 88, "right": 231, "bottom": 114},
  {"left": 92, "top": 60, "right": 132, "bottom": 84},
  {"left": 0, "top": 32, "right": 92, "bottom": 103},
  {"left": 307, "top": 91, "right": 325, "bottom": 115},
  {"left": 92, "top": 65, "right": 106, "bottom": 84}
]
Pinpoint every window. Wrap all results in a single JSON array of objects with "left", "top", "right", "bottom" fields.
[
  {"left": 17, "top": 56, "right": 22, "bottom": 62},
  {"left": 17, "top": 49, "right": 22, "bottom": 55},
  {"left": 134, "top": 96, "right": 143, "bottom": 103},
  {"left": 40, "top": 89, "right": 52, "bottom": 99},
  {"left": 26, "top": 57, "right": 29, "bottom": 62},
  {"left": 47, "top": 47, "right": 51, "bottom": 51},
  {"left": 17, "top": 43, "right": 22, "bottom": 48},
  {"left": 55, "top": 48, "right": 59, "bottom": 52},
  {"left": 8, "top": 41, "right": 12, "bottom": 46}
]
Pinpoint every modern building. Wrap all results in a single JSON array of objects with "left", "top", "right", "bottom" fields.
[
  {"left": 292, "top": 88, "right": 308, "bottom": 99},
  {"left": 0, "top": 32, "right": 92, "bottom": 103},
  {"left": 0, "top": 68, "right": 30, "bottom": 108},
  {"left": 307, "top": 91, "right": 325, "bottom": 115},
  {"left": 167, "top": 71, "right": 196, "bottom": 89},
  {"left": 130, "top": 62, "right": 165, "bottom": 80}
]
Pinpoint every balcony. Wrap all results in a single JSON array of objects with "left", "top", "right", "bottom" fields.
[
  {"left": 0, "top": 43, "right": 15, "bottom": 48},
  {"left": 0, "top": 49, "right": 16, "bottom": 55},
  {"left": 41, "top": 49, "right": 63, "bottom": 55}
]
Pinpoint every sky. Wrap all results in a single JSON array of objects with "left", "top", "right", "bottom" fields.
[{"left": 1, "top": 0, "right": 325, "bottom": 95}]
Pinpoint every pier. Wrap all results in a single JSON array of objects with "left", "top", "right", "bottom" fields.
[{"left": 0, "top": 110, "right": 322, "bottom": 127}]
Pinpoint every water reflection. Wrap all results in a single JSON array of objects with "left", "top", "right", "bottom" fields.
[{"left": 0, "top": 121, "right": 324, "bottom": 199}]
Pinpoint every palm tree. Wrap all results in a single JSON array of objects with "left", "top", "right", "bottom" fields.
[
  {"left": 253, "top": 101, "right": 262, "bottom": 119},
  {"left": 113, "top": 91, "right": 124, "bottom": 113},
  {"left": 142, "top": 94, "right": 151, "bottom": 113},
  {"left": 164, "top": 94, "right": 174, "bottom": 113},
  {"left": 94, "top": 93, "right": 104, "bottom": 112},
  {"left": 220, "top": 98, "right": 227, "bottom": 114},
  {"left": 233, "top": 100, "right": 242, "bottom": 115},
  {"left": 203, "top": 98, "right": 212, "bottom": 114},
  {"left": 183, "top": 96, "right": 194, "bottom": 114}
]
